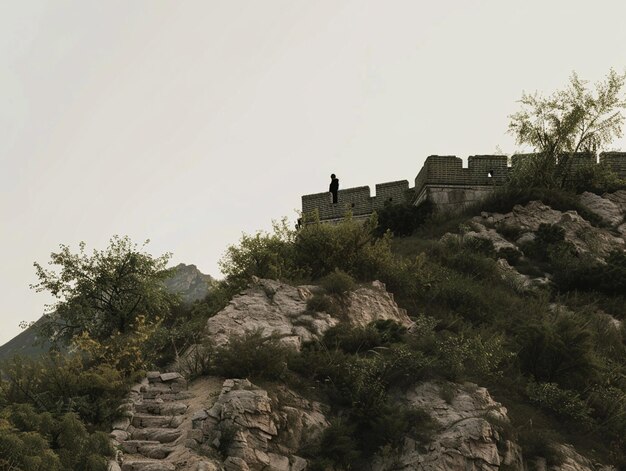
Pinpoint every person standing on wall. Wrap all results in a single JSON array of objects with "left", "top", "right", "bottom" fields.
[{"left": 329, "top": 174, "right": 339, "bottom": 204}]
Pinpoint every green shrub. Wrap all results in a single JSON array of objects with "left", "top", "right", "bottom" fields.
[
  {"left": 515, "top": 313, "right": 597, "bottom": 389},
  {"left": 0, "top": 408, "right": 113, "bottom": 471},
  {"left": 320, "top": 269, "right": 356, "bottom": 295},
  {"left": 372, "top": 319, "right": 407, "bottom": 344},
  {"left": 176, "top": 339, "right": 215, "bottom": 380},
  {"left": 219, "top": 218, "right": 303, "bottom": 288},
  {"left": 464, "top": 236, "right": 496, "bottom": 256},
  {"left": 434, "top": 333, "right": 512, "bottom": 380},
  {"left": 0, "top": 354, "right": 127, "bottom": 427},
  {"left": 319, "top": 321, "right": 407, "bottom": 355},
  {"left": 306, "top": 293, "right": 335, "bottom": 314},
  {"left": 322, "top": 323, "right": 383, "bottom": 353},
  {"left": 498, "top": 246, "right": 523, "bottom": 265},
  {"left": 536, "top": 223, "right": 566, "bottom": 246},
  {"left": 306, "top": 419, "right": 361, "bottom": 470},
  {"left": 214, "top": 330, "right": 292, "bottom": 381},
  {"left": 517, "top": 428, "right": 564, "bottom": 467},
  {"left": 568, "top": 162, "right": 626, "bottom": 194},
  {"left": 497, "top": 223, "right": 524, "bottom": 241},
  {"left": 294, "top": 215, "right": 396, "bottom": 281},
  {"left": 525, "top": 381, "right": 593, "bottom": 425},
  {"left": 374, "top": 200, "right": 434, "bottom": 237},
  {"left": 432, "top": 276, "right": 490, "bottom": 320}
]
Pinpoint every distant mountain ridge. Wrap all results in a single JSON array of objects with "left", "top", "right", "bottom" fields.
[{"left": 0, "top": 263, "right": 215, "bottom": 362}]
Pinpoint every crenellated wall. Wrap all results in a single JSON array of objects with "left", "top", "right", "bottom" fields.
[
  {"left": 301, "top": 180, "right": 410, "bottom": 222},
  {"left": 301, "top": 152, "right": 626, "bottom": 222}
]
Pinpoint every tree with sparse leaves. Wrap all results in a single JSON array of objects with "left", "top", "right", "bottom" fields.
[
  {"left": 508, "top": 69, "right": 626, "bottom": 189},
  {"left": 30, "top": 235, "right": 175, "bottom": 346}
]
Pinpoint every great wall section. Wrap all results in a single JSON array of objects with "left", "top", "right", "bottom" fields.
[{"left": 301, "top": 152, "right": 626, "bottom": 222}]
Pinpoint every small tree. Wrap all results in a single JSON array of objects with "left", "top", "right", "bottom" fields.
[
  {"left": 31, "top": 235, "right": 174, "bottom": 345},
  {"left": 508, "top": 69, "right": 626, "bottom": 189}
]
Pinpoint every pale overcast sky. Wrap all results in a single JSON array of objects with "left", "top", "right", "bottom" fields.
[{"left": 2, "top": 0, "right": 625, "bottom": 346}]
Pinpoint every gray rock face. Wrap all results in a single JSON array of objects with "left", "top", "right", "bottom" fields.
[
  {"left": 493, "top": 200, "right": 623, "bottom": 257},
  {"left": 579, "top": 191, "right": 624, "bottom": 226},
  {"left": 198, "top": 379, "right": 328, "bottom": 471},
  {"left": 371, "top": 381, "right": 522, "bottom": 471},
  {"left": 204, "top": 278, "right": 412, "bottom": 350},
  {"left": 343, "top": 280, "right": 413, "bottom": 327}
]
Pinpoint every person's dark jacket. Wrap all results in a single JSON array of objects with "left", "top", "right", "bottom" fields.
[{"left": 329, "top": 178, "right": 339, "bottom": 193}]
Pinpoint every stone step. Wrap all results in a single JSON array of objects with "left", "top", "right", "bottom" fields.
[
  {"left": 141, "top": 391, "right": 194, "bottom": 401},
  {"left": 141, "top": 384, "right": 174, "bottom": 394},
  {"left": 121, "top": 460, "right": 175, "bottom": 471},
  {"left": 132, "top": 414, "right": 184, "bottom": 429},
  {"left": 120, "top": 440, "right": 160, "bottom": 454},
  {"left": 131, "top": 427, "right": 183, "bottom": 443},
  {"left": 135, "top": 401, "right": 188, "bottom": 416}
]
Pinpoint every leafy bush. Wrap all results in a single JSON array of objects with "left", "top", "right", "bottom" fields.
[
  {"left": 517, "top": 427, "right": 564, "bottom": 467},
  {"left": 214, "top": 330, "right": 292, "bottom": 381},
  {"left": 434, "top": 333, "right": 512, "bottom": 380},
  {"left": 514, "top": 313, "right": 597, "bottom": 389},
  {"left": 295, "top": 215, "right": 411, "bottom": 284},
  {"left": 306, "top": 293, "right": 335, "bottom": 314},
  {"left": 306, "top": 419, "right": 361, "bottom": 470},
  {"left": 219, "top": 219, "right": 303, "bottom": 289},
  {"left": 498, "top": 246, "right": 523, "bottom": 265},
  {"left": 568, "top": 162, "right": 626, "bottom": 194},
  {"left": 374, "top": 200, "right": 434, "bottom": 237},
  {"left": 0, "top": 406, "right": 113, "bottom": 471},
  {"left": 526, "top": 381, "right": 593, "bottom": 425},
  {"left": 322, "top": 323, "right": 384, "bottom": 354},
  {"left": 536, "top": 223, "right": 566, "bottom": 246},
  {"left": 320, "top": 269, "right": 356, "bottom": 295},
  {"left": 176, "top": 339, "right": 215, "bottom": 380},
  {"left": 0, "top": 354, "right": 128, "bottom": 427}
]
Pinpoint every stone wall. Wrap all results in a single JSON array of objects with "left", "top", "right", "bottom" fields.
[
  {"left": 301, "top": 180, "right": 410, "bottom": 222},
  {"left": 301, "top": 152, "right": 626, "bottom": 222}
]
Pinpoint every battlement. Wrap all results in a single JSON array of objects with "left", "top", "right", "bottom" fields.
[
  {"left": 301, "top": 152, "right": 626, "bottom": 222},
  {"left": 301, "top": 180, "right": 410, "bottom": 222}
]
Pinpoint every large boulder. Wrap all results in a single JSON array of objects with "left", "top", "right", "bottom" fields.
[
  {"left": 204, "top": 278, "right": 412, "bottom": 350},
  {"left": 578, "top": 192, "right": 624, "bottom": 226}
]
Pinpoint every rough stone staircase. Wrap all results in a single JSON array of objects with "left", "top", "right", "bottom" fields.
[{"left": 108, "top": 371, "right": 210, "bottom": 471}]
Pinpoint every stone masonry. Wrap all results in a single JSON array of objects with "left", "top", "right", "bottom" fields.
[{"left": 301, "top": 152, "right": 626, "bottom": 222}]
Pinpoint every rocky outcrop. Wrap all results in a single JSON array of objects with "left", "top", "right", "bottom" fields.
[
  {"left": 195, "top": 379, "right": 327, "bottom": 471},
  {"left": 579, "top": 190, "right": 626, "bottom": 237},
  {"left": 481, "top": 200, "right": 624, "bottom": 257},
  {"left": 372, "top": 381, "right": 522, "bottom": 471},
  {"left": 578, "top": 192, "right": 624, "bottom": 227},
  {"left": 343, "top": 280, "right": 413, "bottom": 327},
  {"left": 204, "top": 278, "right": 412, "bottom": 350}
]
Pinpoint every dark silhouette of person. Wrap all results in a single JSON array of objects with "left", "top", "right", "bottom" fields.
[{"left": 329, "top": 174, "right": 339, "bottom": 204}]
